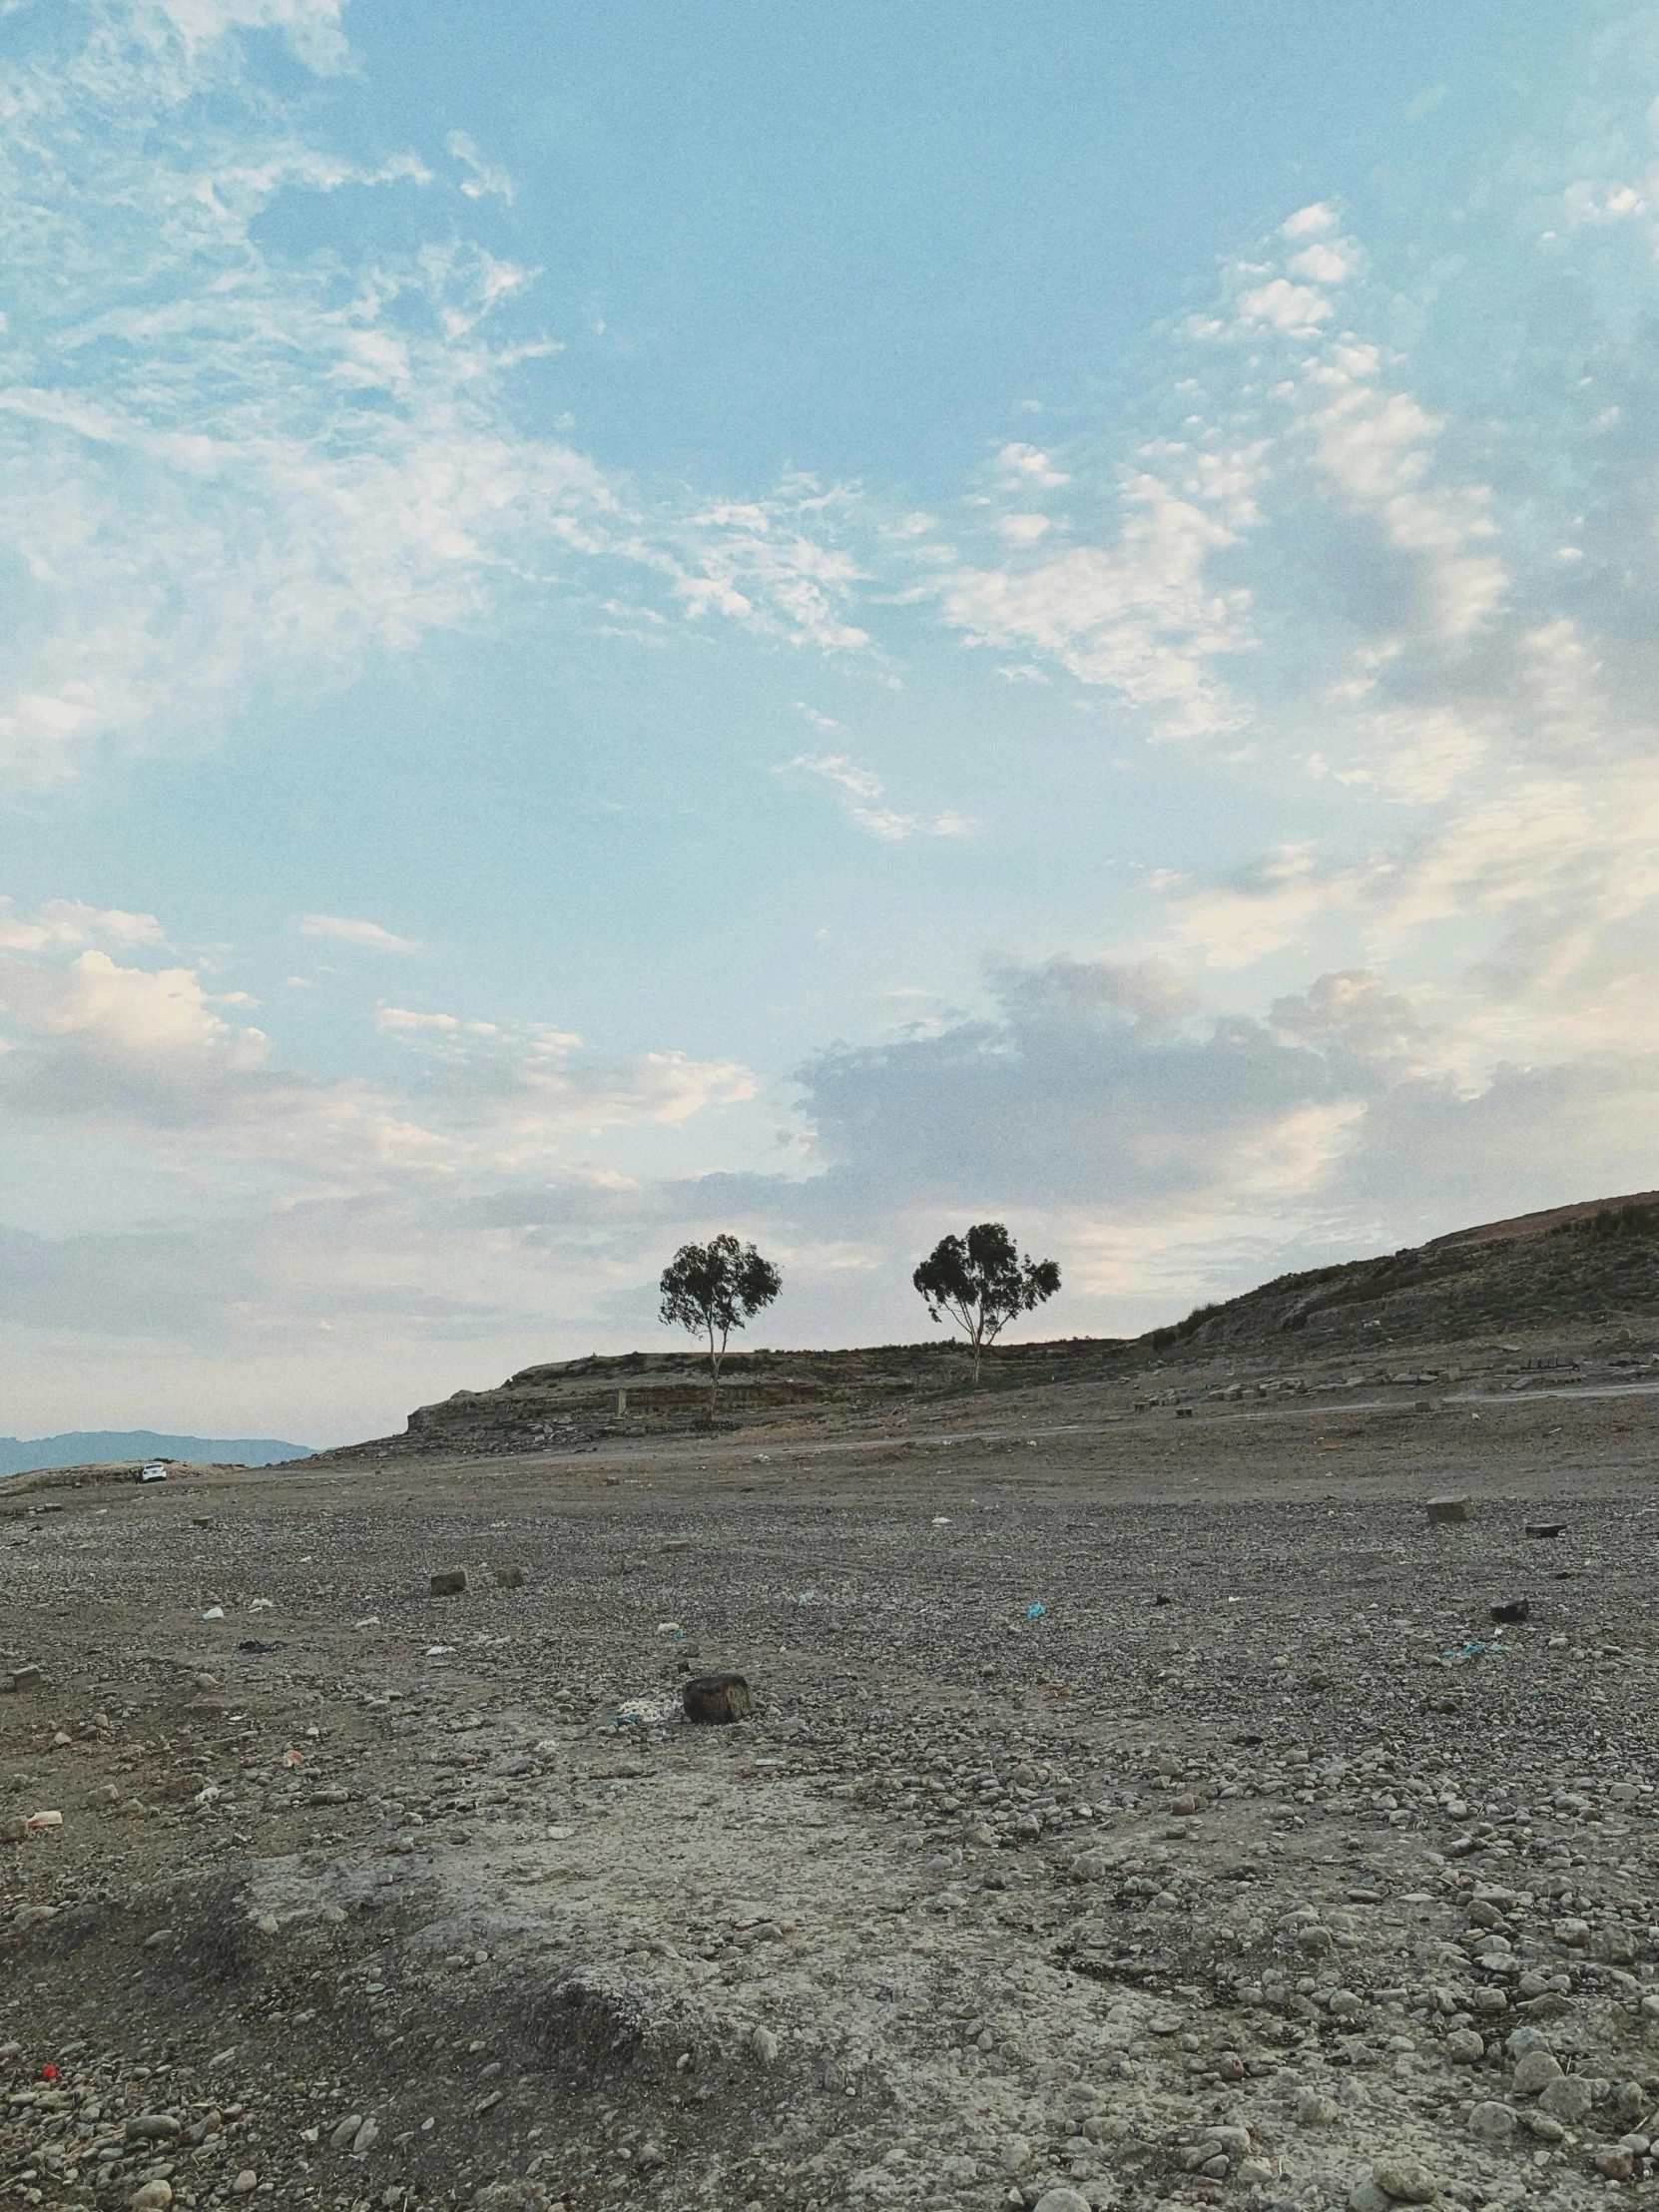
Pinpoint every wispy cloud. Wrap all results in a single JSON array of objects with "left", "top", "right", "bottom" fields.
[
  {"left": 297, "top": 915, "right": 420, "bottom": 953},
  {"left": 781, "top": 754, "right": 973, "bottom": 843}
]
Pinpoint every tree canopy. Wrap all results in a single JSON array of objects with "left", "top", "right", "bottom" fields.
[
  {"left": 912, "top": 1221, "right": 1060, "bottom": 1382},
  {"left": 659, "top": 1233, "right": 783, "bottom": 1412}
]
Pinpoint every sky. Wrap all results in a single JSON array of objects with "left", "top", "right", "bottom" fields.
[{"left": 3, "top": 1, "right": 1659, "bottom": 1446}]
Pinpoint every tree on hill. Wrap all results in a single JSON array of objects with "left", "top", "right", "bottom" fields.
[
  {"left": 912, "top": 1221, "right": 1061, "bottom": 1382},
  {"left": 659, "top": 1234, "right": 783, "bottom": 1414}
]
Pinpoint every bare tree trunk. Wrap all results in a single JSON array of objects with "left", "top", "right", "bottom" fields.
[{"left": 708, "top": 1320, "right": 720, "bottom": 1414}]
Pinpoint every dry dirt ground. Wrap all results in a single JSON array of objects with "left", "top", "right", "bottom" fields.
[{"left": 3, "top": 1354, "right": 1658, "bottom": 2212}]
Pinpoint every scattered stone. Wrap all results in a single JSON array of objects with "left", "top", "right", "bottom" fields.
[
  {"left": 1371, "top": 2154, "right": 1438, "bottom": 2202},
  {"left": 129, "top": 2185, "right": 173, "bottom": 2211},
  {"left": 1488, "top": 1598, "right": 1529, "bottom": 1624},
  {"left": 1524, "top": 1522, "right": 1565, "bottom": 1538},
  {"left": 1536, "top": 2075, "right": 1593, "bottom": 2124},
  {"left": 1032, "top": 2191, "right": 1093, "bottom": 2212},
  {"left": 1466, "top": 2101, "right": 1516, "bottom": 2143},
  {"left": 1426, "top": 1495, "right": 1471, "bottom": 1524},
  {"left": 1520, "top": 2111, "right": 1566, "bottom": 2143},
  {"left": 1512, "top": 2049, "right": 1563, "bottom": 2094},
  {"left": 3, "top": 1665, "right": 42, "bottom": 1692},
  {"left": 495, "top": 1565, "right": 526, "bottom": 1588},
  {"left": 429, "top": 1568, "right": 469, "bottom": 1597},
  {"left": 683, "top": 1671, "right": 753, "bottom": 1724},
  {"left": 1444, "top": 2029, "right": 1486, "bottom": 2063}
]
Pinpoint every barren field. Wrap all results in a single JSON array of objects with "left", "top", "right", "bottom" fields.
[{"left": 4, "top": 1352, "right": 1659, "bottom": 2212}]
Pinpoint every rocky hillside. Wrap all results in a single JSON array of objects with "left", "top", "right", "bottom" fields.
[
  {"left": 1153, "top": 1190, "right": 1659, "bottom": 1357},
  {"left": 314, "top": 1335, "right": 1129, "bottom": 1462},
  {"left": 320, "top": 1189, "right": 1659, "bottom": 1459}
]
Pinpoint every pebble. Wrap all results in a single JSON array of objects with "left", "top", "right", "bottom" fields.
[
  {"left": 1444, "top": 2029, "right": 1486, "bottom": 2064},
  {"left": 229, "top": 2171, "right": 258, "bottom": 2194},
  {"left": 1511, "top": 2050, "right": 1562, "bottom": 2094},
  {"left": 1032, "top": 2191, "right": 1092, "bottom": 2212},
  {"left": 1467, "top": 2101, "right": 1517, "bottom": 2143},
  {"left": 129, "top": 2187, "right": 173, "bottom": 2211},
  {"left": 1535, "top": 2075, "right": 1593, "bottom": 2124},
  {"left": 1371, "top": 2154, "right": 1438, "bottom": 2202}
]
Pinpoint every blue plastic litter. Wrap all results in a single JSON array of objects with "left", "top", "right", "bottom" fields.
[{"left": 1027, "top": 1601, "right": 1046, "bottom": 1621}]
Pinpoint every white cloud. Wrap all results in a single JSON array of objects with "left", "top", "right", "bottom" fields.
[
  {"left": 1281, "top": 202, "right": 1339, "bottom": 239},
  {"left": 1237, "top": 277, "right": 1332, "bottom": 330},
  {"left": 0, "top": 897, "right": 164, "bottom": 950},
  {"left": 1288, "top": 242, "right": 1353, "bottom": 284},
  {"left": 446, "top": 130, "right": 515, "bottom": 205},
  {"left": 781, "top": 754, "right": 972, "bottom": 842},
  {"left": 933, "top": 471, "right": 1257, "bottom": 737},
  {"left": 297, "top": 914, "right": 420, "bottom": 953},
  {"left": 785, "top": 753, "right": 885, "bottom": 803},
  {"left": 153, "top": 0, "right": 351, "bottom": 71},
  {"left": 0, "top": 947, "right": 267, "bottom": 1061},
  {"left": 996, "top": 442, "right": 1070, "bottom": 488}
]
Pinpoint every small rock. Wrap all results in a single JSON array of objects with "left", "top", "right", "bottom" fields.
[
  {"left": 1203, "top": 2128, "right": 1251, "bottom": 2157},
  {"left": 1032, "top": 2191, "right": 1093, "bottom": 2212},
  {"left": 495, "top": 1565, "right": 526, "bottom": 1589},
  {"left": 1297, "top": 2091, "right": 1340, "bottom": 2127},
  {"left": 1372, "top": 2154, "right": 1438, "bottom": 2202},
  {"left": 1350, "top": 2182, "right": 1393, "bottom": 2212},
  {"left": 1512, "top": 2050, "right": 1563, "bottom": 2094},
  {"left": 429, "top": 1568, "right": 469, "bottom": 1597},
  {"left": 1425, "top": 1495, "right": 1471, "bottom": 1524},
  {"left": 683, "top": 1671, "right": 753, "bottom": 1724},
  {"left": 1444, "top": 2029, "right": 1486, "bottom": 2064},
  {"left": 129, "top": 2185, "right": 173, "bottom": 2211},
  {"left": 1506, "top": 2026, "right": 1553, "bottom": 2058},
  {"left": 230, "top": 2172, "right": 258, "bottom": 2195},
  {"left": 1520, "top": 2111, "right": 1566, "bottom": 2143},
  {"left": 750, "top": 2025, "right": 779, "bottom": 2063},
  {"left": 1596, "top": 2149, "right": 1635, "bottom": 2182},
  {"left": 329, "top": 2114, "right": 363, "bottom": 2149},
  {"left": 1467, "top": 2101, "right": 1516, "bottom": 2143},
  {"left": 352, "top": 2116, "right": 380, "bottom": 2154},
  {"left": 1536, "top": 2075, "right": 1593, "bottom": 2124},
  {"left": 1488, "top": 1599, "right": 1529, "bottom": 1624},
  {"left": 1553, "top": 1917, "right": 1590, "bottom": 1946}
]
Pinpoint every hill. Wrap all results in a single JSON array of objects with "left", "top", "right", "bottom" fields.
[
  {"left": 1148, "top": 1188, "right": 1659, "bottom": 1355},
  {"left": 0, "top": 1429, "right": 311, "bottom": 1479},
  {"left": 311, "top": 1187, "right": 1659, "bottom": 1461}
]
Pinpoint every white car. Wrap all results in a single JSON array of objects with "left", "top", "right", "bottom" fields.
[{"left": 138, "top": 1461, "right": 169, "bottom": 1482}]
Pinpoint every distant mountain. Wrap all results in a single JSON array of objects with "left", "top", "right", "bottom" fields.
[{"left": 0, "top": 1430, "right": 311, "bottom": 1479}]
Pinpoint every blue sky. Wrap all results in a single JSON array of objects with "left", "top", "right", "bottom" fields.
[{"left": 3, "top": 0, "right": 1658, "bottom": 1443}]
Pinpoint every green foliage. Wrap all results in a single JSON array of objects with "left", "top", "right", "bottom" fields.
[
  {"left": 659, "top": 1234, "right": 783, "bottom": 1411},
  {"left": 1580, "top": 1202, "right": 1659, "bottom": 1243},
  {"left": 912, "top": 1221, "right": 1061, "bottom": 1382}
]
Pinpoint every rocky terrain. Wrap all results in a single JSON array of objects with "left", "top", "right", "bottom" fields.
[{"left": 3, "top": 1320, "right": 1659, "bottom": 2212}]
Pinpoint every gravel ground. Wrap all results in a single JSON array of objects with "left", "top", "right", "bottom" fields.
[{"left": 3, "top": 1366, "right": 1657, "bottom": 2212}]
